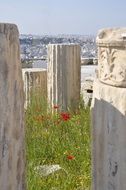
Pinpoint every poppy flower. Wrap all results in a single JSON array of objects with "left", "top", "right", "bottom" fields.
[
  {"left": 53, "top": 105, "right": 59, "bottom": 109},
  {"left": 67, "top": 155, "right": 75, "bottom": 160},
  {"left": 60, "top": 112, "right": 70, "bottom": 121}
]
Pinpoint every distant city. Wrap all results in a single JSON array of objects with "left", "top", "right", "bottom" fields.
[
  {"left": 20, "top": 34, "right": 97, "bottom": 62},
  {"left": 20, "top": 34, "right": 97, "bottom": 105}
]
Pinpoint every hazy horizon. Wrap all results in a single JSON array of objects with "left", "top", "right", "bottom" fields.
[
  {"left": 20, "top": 33, "right": 96, "bottom": 36},
  {"left": 0, "top": 0, "right": 126, "bottom": 35}
]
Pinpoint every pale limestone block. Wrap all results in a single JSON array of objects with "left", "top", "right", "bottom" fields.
[
  {"left": 91, "top": 80, "right": 126, "bottom": 190},
  {"left": 97, "top": 28, "right": 126, "bottom": 87},
  {"left": 81, "top": 79, "right": 93, "bottom": 106},
  {"left": 91, "top": 28, "right": 126, "bottom": 190},
  {"left": 22, "top": 68, "right": 47, "bottom": 108},
  {"left": 0, "top": 23, "right": 25, "bottom": 189},
  {"left": 47, "top": 44, "right": 81, "bottom": 111}
]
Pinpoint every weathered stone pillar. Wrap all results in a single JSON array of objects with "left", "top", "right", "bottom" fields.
[
  {"left": 91, "top": 28, "right": 126, "bottom": 190},
  {"left": 22, "top": 68, "right": 47, "bottom": 108},
  {"left": 47, "top": 44, "right": 80, "bottom": 111},
  {"left": 0, "top": 23, "right": 25, "bottom": 189}
]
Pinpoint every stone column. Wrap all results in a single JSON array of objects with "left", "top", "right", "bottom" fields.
[
  {"left": 91, "top": 28, "right": 126, "bottom": 190},
  {"left": 22, "top": 68, "right": 47, "bottom": 108},
  {"left": 0, "top": 23, "right": 25, "bottom": 190},
  {"left": 47, "top": 44, "right": 80, "bottom": 111}
]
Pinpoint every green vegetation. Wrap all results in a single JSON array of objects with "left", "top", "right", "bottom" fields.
[{"left": 25, "top": 96, "right": 91, "bottom": 190}]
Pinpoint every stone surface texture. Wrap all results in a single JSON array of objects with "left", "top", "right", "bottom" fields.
[
  {"left": 0, "top": 23, "right": 25, "bottom": 189},
  {"left": 91, "top": 28, "right": 126, "bottom": 190},
  {"left": 47, "top": 44, "right": 80, "bottom": 111},
  {"left": 81, "top": 79, "right": 93, "bottom": 106},
  {"left": 97, "top": 28, "right": 126, "bottom": 87},
  {"left": 22, "top": 68, "right": 47, "bottom": 108}
]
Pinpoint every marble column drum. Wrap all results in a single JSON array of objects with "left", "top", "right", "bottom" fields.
[
  {"left": 0, "top": 23, "right": 25, "bottom": 189},
  {"left": 47, "top": 44, "right": 81, "bottom": 111},
  {"left": 91, "top": 28, "right": 126, "bottom": 190},
  {"left": 22, "top": 68, "right": 47, "bottom": 108}
]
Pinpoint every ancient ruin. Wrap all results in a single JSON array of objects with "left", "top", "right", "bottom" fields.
[
  {"left": 0, "top": 23, "right": 25, "bottom": 189},
  {"left": 91, "top": 28, "right": 126, "bottom": 190},
  {"left": 47, "top": 44, "right": 81, "bottom": 111},
  {"left": 22, "top": 68, "right": 47, "bottom": 108},
  {"left": 81, "top": 79, "right": 93, "bottom": 106}
]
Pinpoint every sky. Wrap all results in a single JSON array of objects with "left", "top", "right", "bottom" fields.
[{"left": 0, "top": 0, "right": 126, "bottom": 35}]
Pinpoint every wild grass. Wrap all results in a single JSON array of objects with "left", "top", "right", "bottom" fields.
[{"left": 25, "top": 94, "right": 91, "bottom": 190}]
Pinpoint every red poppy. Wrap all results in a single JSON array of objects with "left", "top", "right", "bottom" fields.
[
  {"left": 67, "top": 155, "right": 75, "bottom": 160},
  {"left": 53, "top": 105, "right": 59, "bottom": 109},
  {"left": 60, "top": 112, "right": 70, "bottom": 121}
]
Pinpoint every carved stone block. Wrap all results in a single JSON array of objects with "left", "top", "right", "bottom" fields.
[
  {"left": 97, "top": 28, "right": 126, "bottom": 87},
  {"left": 92, "top": 28, "right": 126, "bottom": 190}
]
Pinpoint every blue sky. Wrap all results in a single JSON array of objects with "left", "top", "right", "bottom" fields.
[{"left": 0, "top": 0, "right": 126, "bottom": 35}]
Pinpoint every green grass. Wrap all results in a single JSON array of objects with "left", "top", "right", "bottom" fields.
[{"left": 25, "top": 96, "right": 91, "bottom": 190}]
